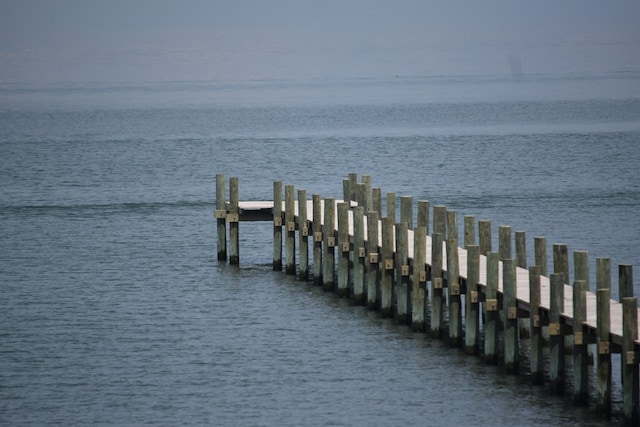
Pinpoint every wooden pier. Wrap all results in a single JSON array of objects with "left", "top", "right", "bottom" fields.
[{"left": 215, "top": 173, "right": 639, "bottom": 424}]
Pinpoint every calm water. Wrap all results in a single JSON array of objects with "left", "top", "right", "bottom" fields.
[{"left": 1, "top": 75, "right": 640, "bottom": 425}]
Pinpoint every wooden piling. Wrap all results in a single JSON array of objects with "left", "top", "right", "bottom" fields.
[
  {"left": 503, "top": 258, "right": 519, "bottom": 374},
  {"left": 430, "top": 232, "right": 444, "bottom": 339},
  {"left": 337, "top": 202, "right": 350, "bottom": 297},
  {"left": 464, "top": 215, "right": 475, "bottom": 247},
  {"left": 534, "top": 237, "right": 547, "bottom": 276},
  {"left": 479, "top": 220, "right": 491, "bottom": 255},
  {"left": 285, "top": 184, "right": 296, "bottom": 275},
  {"left": 298, "top": 189, "right": 309, "bottom": 281},
  {"left": 465, "top": 244, "right": 480, "bottom": 355},
  {"left": 312, "top": 194, "right": 322, "bottom": 286},
  {"left": 573, "top": 279, "right": 589, "bottom": 406},
  {"left": 215, "top": 174, "right": 227, "bottom": 261},
  {"left": 484, "top": 252, "right": 499, "bottom": 364},
  {"left": 529, "top": 266, "right": 543, "bottom": 385},
  {"left": 515, "top": 231, "right": 526, "bottom": 268},
  {"left": 553, "top": 243, "right": 569, "bottom": 284},
  {"left": 447, "top": 210, "right": 458, "bottom": 242},
  {"left": 372, "top": 188, "right": 382, "bottom": 216},
  {"left": 417, "top": 201, "right": 429, "bottom": 234},
  {"left": 622, "top": 296, "right": 639, "bottom": 425},
  {"left": 400, "top": 196, "right": 413, "bottom": 229},
  {"left": 396, "top": 221, "right": 410, "bottom": 324},
  {"left": 499, "top": 225, "right": 511, "bottom": 261},
  {"left": 367, "top": 210, "right": 380, "bottom": 310},
  {"left": 353, "top": 206, "right": 365, "bottom": 304},
  {"left": 381, "top": 217, "right": 395, "bottom": 318},
  {"left": 273, "top": 181, "right": 283, "bottom": 271},
  {"left": 323, "top": 198, "right": 336, "bottom": 292},
  {"left": 620, "top": 264, "right": 634, "bottom": 301},
  {"left": 412, "top": 226, "right": 427, "bottom": 332},
  {"left": 596, "top": 257, "right": 612, "bottom": 416},
  {"left": 447, "top": 237, "right": 462, "bottom": 347},
  {"left": 362, "top": 175, "right": 372, "bottom": 212},
  {"left": 549, "top": 272, "right": 565, "bottom": 395},
  {"left": 387, "top": 192, "right": 396, "bottom": 223},
  {"left": 229, "top": 177, "right": 239, "bottom": 265},
  {"left": 348, "top": 174, "right": 357, "bottom": 201},
  {"left": 574, "top": 250, "right": 589, "bottom": 288}
]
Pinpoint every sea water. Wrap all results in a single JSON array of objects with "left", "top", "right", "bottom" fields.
[{"left": 1, "top": 74, "right": 640, "bottom": 425}]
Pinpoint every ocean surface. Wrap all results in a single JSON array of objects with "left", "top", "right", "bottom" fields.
[{"left": 2, "top": 73, "right": 640, "bottom": 425}]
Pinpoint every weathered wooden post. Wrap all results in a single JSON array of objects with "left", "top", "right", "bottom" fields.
[
  {"left": 479, "top": 220, "right": 492, "bottom": 255},
  {"left": 553, "top": 243, "right": 569, "bottom": 284},
  {"left": 417, "top": 201, "right": 429, "bottom": 234},
  {"left": 499, "top": 225, "right": 511, "bottom": 261},
  {"left": 622, "top": 296, "right": 639, "bottom": 425},
  {"left": 465, "top": 244, "right": 480, "bottom": 355},
  {"left": 433, "top": 206, "right": 447, "bottom": 237},
  {"left": 372, "top": 188, "right": 382, "bottom": 216},
  {"left": 574, "top": 250, "right": 589, "bottom": 289},
  {"left": 430, "top": 232, "right": 444, "bottom": 339},
  {"left": 596, "top": 257, "right": 612, "bottom": 416},
  {"left": 312, "top": 194, "right": 322, "bottom": 286},
  {"left": 549, "top": 272, "right": 565, "bottom": 395},
  {"left": 387, "top": 192, "right": 396, "bottom": 223},
  {"left": 529, "top": 266, "right": 543, "bottom": 385},
  {"left": 412, "top": 226, "right": 427, "bottom": 332},
  {"left": 298, "top": 189, "right": 309, "bottom": 281},
  {"left": 396, "top": 221, "right": 410, "bottom": 324},
  {"left": 323, "top": 198, "right": 336, "bottom": 292},
  {"left": 503, "top": 258, "right": 519, "bottom": 374},
  {"left": 337, "top": 202, "right": 350, "bottom": 297},
  {"left": 447, "top": 236, "right": 462, "bottom": 347},
  {"left": 515, "top": 231, "right": 526, "bottom": 269},
  {"left": 484, "top": 252, "right": 499, "bottom": 364},
  {"left": 273, "top": 181, "right": 283, "bottom": 271},
  {"left": 215, "top": 174, "right": 227, "bottom": 261},
  {"left": 229, "top": 177, "right": 239, "bottom": 265},
  {"left": 381, "top": 217, "right": 395, "bottom": 318},
  {"left": 362, "top": 175, "right": 372, "bottom": 212},
  {"left": 464, "top": 215, "right": 475, "bottom": 247},
  {"left": 573, "top": 279, "right": 589, "bottom": 405},
  {"left": 400, "top": 196, "right": 413, "bottom": 230},
  {"left": 285, "top": 184, "right": 296, "bottom": 275},
  {"left": 620, "top": 264, "right": 634, "bottom": 386},
  {"left": 367, "top": 210, "right": 380, "bottom": 310},
  {"left": 534, "top": 237, "right": 547, "bottom": 276},
  {"left": 348, "top": 174, "right": 357, "bottom": 201},
  {"left": 447, "top": 210, "right": 458, "bottom": 242},
  {"left": 353, "top": 207, "right": 365, "bottom": 304}
]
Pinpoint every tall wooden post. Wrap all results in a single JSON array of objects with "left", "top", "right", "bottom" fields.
[
  {"left": 361, "top": 175, "right": 372, "bottom": 212},
  {"left": 596, "top": 257, "right": 612, "bottom": 416},
  {"left": 396, "top": 222, "right": 410, "bottom": 324},
  {"left": 529, "top": 266, "right": 543, "bottom": 385},
  {"left": 430, "top": 232, "right": 444, "bottom": 339},
  {"left": 215, "top": 174, "right": 227, "bottom": 261},
  {"left": 337, "top": 202, "right": 350, "bottom": 297},
  {"left": 447, "top": 237, "right": 462, "bottom": 347},
  {"left": 400, "top": 196, "right": 413, "bottom": 229},
  {"left": 412, "top": 226, "right": 427, "bottom": 332},
  {"left": 285, "top": 184, "right": 296, "bottom": 275},
  {"left": 417, "top": 201, "right": 429, "bottom": 234},
  {"left": 312, "top": 194, "right": 322, "bottom": 286},
  {"left": 353, "top": 207, "right": 365, "bottom": 304},
  {"left": 573, "top": 279, "right": 589, "bottom": 405},
  {"left": 499, "top": 225, "right": 511, "bottom": 261},
  {"left": 622, "top": 296, "right": 639, "bottom": 425},
  {"left": 478, "top": 220, "right": 492, "bottom": 255},
  {"left": 515, "top": 231, "right": 526, "bottom": 268},
  {"left": 367, "top": 210, "right": 380, "bottom": 310},
  {"left": 464, "top": 215, "right": 475, "bottom": 248},
  {"left": 386, "top": 192, "right": 396, "bottom": 223},
  {"left": 503, "top": 258, "right": 519, "bottom": 374},
  {"left": 433, "top": 206, "right": 446, "bottom": 237},
  {"left": 372, "top": 188, "right": 382, "bottom": 216},
  {"left": 381, "top": 217, "right": 395, "bottom": 318},
  {"left": 534, "top": 236, "right": 547, "bottom": 276},
  {"left": 229, "top": 177, "right": 239, "bottom": 265},
  {"left": 549, "top": 273, "right": 565, "bottom": 395},
  {"left": 273, "top": 181, "right": 283, "bottom": 271},
  {"left": 484, "top": 252, "right": 499, "bottom": 364},
  {"left": 298, "top": 189, "right": 309, "bottom": 281},
  {"left": 323, "top": 198, "right": 336, "bottom": 292},
  {"left": 465, "top": 244, "right": 480, "bottom": 355},
  {"left": 553, "top": 243, "right": 569, "bottom": 284}
]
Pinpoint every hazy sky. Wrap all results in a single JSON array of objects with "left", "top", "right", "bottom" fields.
[{"left": 1, "top": 0, "right": 639, "bottom": 83}]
